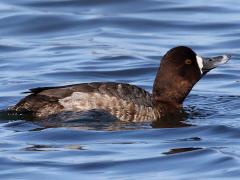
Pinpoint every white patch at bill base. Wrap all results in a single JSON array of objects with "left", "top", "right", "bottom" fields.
[{"left": 196, "top": 55, "right": 204, "bottom": 74}]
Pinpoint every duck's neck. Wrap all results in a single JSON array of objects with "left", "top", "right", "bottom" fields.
[{"left": 152, "top": 67, "right": 193, "bottom": 109}]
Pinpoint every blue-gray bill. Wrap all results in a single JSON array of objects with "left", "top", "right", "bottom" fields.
[{"left": 202, "top": 54, "right": 231, "bottom": 73}]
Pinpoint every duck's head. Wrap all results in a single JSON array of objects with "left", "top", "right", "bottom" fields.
[{"left": 153, "top": 46, "right": 230, "bottom": 106}]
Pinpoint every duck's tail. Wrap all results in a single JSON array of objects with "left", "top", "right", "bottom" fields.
[{"left": 0, "top": 108, "right": 33, "bottom": 121}]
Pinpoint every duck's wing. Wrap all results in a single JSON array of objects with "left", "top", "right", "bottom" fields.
[
  {"left": 29, "top": 82, "right": 153, "bottom": 107},
  {"left": 12, "top": 82, "right": 153, "bottom": 120}
]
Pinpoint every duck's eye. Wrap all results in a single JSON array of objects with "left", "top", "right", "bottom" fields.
[{"left": 185, "top": 59, "right": 192, "bottom": 65}]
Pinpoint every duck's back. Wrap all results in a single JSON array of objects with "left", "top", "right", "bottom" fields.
[{"left": 12, "top": 82, "right": 159, "bottom": 121}]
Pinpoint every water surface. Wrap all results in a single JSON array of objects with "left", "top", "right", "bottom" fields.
[{"left": 0, "top": 0, "right": 240, "bottom": 179}]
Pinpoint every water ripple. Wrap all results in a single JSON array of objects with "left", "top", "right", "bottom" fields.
[{"left": 0, "top": 0, "right": 240, "bottom": 179}]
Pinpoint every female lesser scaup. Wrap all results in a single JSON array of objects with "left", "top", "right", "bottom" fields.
[{"left": 11, "top": 46, "right": 230, "bottom": 121}]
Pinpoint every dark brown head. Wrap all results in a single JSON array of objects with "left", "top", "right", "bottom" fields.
[{"left": 153, "top": 46, "right": 230, "bottom": 107}]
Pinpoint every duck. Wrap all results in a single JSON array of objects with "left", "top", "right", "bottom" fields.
[{"left": 10, "top": 46, "right": 230, "bottom": 122}]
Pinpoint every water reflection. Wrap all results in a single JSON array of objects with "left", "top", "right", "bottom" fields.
[
  {"left": 0, "top": 0, "right": 240, "bottom": 179},
  {"left": 1, "top": 108, "right": 193, "bottom": 130},
  {"left": 163, "top": 147, "right": 202, "bottom": 155}
]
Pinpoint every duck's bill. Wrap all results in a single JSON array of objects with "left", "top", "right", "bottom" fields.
[{"left": 197, "top": 54, "right": 231, "bottom": 74}]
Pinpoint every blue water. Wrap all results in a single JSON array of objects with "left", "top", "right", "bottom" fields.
[{"left": 0, "top": 0, "right": 240, "bottom": 179}]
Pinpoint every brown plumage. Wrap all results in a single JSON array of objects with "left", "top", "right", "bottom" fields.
[
  {"left": 13, "top": 82, "right": 158, "bottom": 121},
  {"left": 11, "top": 46, "right": 230, "bottom": 122}
]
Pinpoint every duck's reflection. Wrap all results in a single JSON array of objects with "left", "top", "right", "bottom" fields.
[
  {"left": 151, "top": 110, "right": 192, "bottom": 128},
  {"left": 1, "top": 108, "right": 195, "bottom": 130}
]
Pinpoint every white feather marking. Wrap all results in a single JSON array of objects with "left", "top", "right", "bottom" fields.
[{"left": 196, "top": 55, "right": 203, "bottom": 74}]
